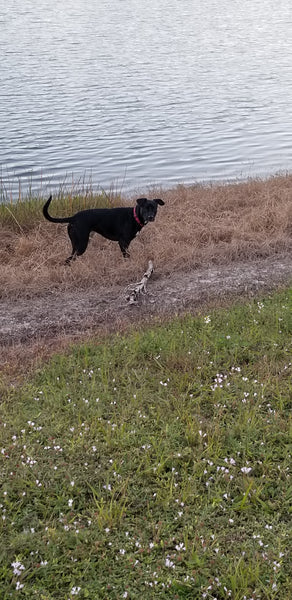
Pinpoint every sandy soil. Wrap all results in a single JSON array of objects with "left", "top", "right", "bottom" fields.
[{"left": 1, "top": 253, "right": 292, "bottom": 375}]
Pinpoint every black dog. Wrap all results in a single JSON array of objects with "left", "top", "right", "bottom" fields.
[{"left": 43, "top": 195, "right": 165, "bottom": 263}]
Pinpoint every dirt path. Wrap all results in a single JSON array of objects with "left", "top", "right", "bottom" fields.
[{"left": 1, "top": 255, "right": 292, "bottom": 366}]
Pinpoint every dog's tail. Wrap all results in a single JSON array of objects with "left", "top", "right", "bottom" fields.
[{"left": 43, "top": 195, "right": 72, "bottom": 224}]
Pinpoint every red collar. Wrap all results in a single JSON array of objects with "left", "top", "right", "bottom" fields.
[{"left": 133, "top": 206, "right": 143, "bottom": 227}]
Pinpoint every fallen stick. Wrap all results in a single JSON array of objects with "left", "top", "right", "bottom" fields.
[{"left": 126, "top": 260, "right": 154, "bottom": 304}]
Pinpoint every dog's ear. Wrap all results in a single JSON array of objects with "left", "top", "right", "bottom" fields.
[
  {"left": 136, "top": 197, "right": 148, "bottom": 207},
  {"left": 153, "top": 198, "right": 165, "bottom": 206}
]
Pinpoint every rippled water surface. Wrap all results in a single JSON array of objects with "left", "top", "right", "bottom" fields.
[{"left": 1, "top": 0, "right": 292, "bottom": 197}]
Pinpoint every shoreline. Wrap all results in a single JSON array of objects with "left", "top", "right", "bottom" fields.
[{"left": 1, "top": 169, "right": 292, "bottom": 206}]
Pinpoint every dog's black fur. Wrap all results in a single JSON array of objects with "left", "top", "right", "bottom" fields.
[{"left": 43, "top": 195, "right": 165, "bottom": 263}]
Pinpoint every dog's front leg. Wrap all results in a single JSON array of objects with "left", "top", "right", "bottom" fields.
[
  {"left": 119, "top": 240, "right": 130, "bottom": 258},
  {"left": 65, "top": 252, "right": 77, "bottom": 265}
]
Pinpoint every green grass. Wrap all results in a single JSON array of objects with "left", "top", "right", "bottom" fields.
[
  {"left": 1, "top": 290, "right": 292, "bottom": 599},
  {"left": 0, "top": 189, "right": 121, "bottom": 231}
]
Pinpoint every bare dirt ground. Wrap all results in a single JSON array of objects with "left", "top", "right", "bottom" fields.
[
  {"left": 1, "top": 253, "right": 292, "bottom": 375},
  {"left": 1, "top": 176, "right": 292, "bottom": 375}
]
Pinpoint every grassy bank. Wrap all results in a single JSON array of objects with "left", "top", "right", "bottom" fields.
[
  {"left": 1, "top": 174, "right": 292, "bottom": 299},
  {"left": 0, "top": 189, "right": 119, "bottom": 230},
  {"left": 1, "top": 288, "right": 291, "bottom": 599}
]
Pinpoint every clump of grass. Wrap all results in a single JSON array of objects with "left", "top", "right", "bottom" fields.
[{"left": 0, "top": 288, "right": 291, "bottom": 598}]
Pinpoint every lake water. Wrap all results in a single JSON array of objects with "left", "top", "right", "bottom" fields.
[{"left": 1, "top": 0, "right": 292, "bottom": 199}]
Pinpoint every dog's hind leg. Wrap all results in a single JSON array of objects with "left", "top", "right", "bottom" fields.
[
  {"left": 65, "top": 224, "right": 78, "bottom": 264},
  {"left": 65, "top": 224, "right": 90, "bottom": 264}
]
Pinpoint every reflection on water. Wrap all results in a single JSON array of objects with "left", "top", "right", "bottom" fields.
[{"left": 1, "top": 0, "right": 292, "bottom": 198}]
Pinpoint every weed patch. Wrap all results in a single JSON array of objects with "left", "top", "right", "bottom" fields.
[{"left": 0, "top": 290, "right": 291, "bottom": 598}]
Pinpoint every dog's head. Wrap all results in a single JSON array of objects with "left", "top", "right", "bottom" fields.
[{"left": 136, "top": 197, "right": 165, "bottom": 225}]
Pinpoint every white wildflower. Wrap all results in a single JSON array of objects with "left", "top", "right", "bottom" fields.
[
  {"left": 11, "top": 561, "right": 25, "bottom": 576},
  {"left": 165, "top": 557, "right": 175, "bottom": 568},
  {"left": 16, "top": 581, "right": 24, "bottom": 591}
]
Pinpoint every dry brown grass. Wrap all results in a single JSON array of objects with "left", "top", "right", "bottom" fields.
[{"left": 1, "top": 174, "right": 292, "bottom": 299}]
